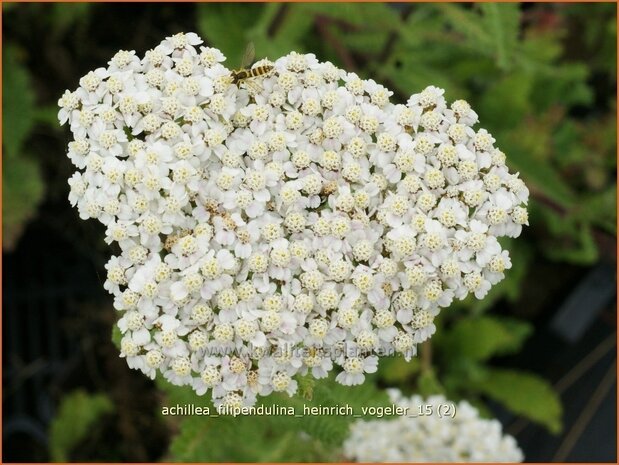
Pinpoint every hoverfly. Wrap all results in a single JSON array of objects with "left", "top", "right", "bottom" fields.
[{"left": 229, "top": 43, "right": 273, "bottom": 91}]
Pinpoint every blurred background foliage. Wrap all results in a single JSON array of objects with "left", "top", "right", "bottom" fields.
[{"left": 3, "top": 2, "right": 616, "bottom": 462}]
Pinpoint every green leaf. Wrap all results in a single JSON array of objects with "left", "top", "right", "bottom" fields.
[
  {"left": 34, "top": 105, "right": 63, "bottom": 127},
  {"left": 417, "top": 368, "right": 445, "bottom": 397},
  {"left": 503, "top": 125, "right": 577, "bottom": 208},
  {"left": 269, "top": 376, "right": 390, "bottom": 446},
  {"left": 2, "top": 153, "right": 44, "bottom": 250},
  {"left": 164, "top": 375, "right": 388, "bottom": 461},
  {"left": 297, "top": 372, "right": 317, "bottom": 400},
  {"left": 196, "top": 4, "right": 264, "bottom": 66},
  {"left": 547, "top": 221, "right": 599, "bottom": 264},
  {"left": 157, "top": 377, "right": 212, "bottom": 409},
  {"left": 475, "top": 369, "right": 562, "bottom": 434},
  {"left": 477, "top": 3, "right": 521, "bottom": 70},
  {"left": 540, "top": 205, "right": 600, "bottom": 265},
  {"left": 301, "top": 3, "right": 399, "bottom": 29},
  {"left": 340, "top": 30, "right": 391, "bottom": 57},
  {"left": 3, "top": 45, "right": 36, "bottom": 158},
  {"left": 381, "top": 50, "right": 466, "bottom": 103},
  {"left": 111, "top": 325, "right": 122, "bottom": 351},
  {"left": 479, "top": 72, "right": 534, "bottom": 128},
  {"left": 170, "top": 412, "right": 330, "bottom": 462},
  {"left": 439, "top": 316, "right": 532, "bottom": 362},
  {"left": 441, "top": 359, "right": 488, "bottom": 394},
  {"left": 2, "top": 45, "right": 45, "bottom": 250},
  {"left": 377, "top": 355, "right": 420, "bottom": 384},
  {"left": 49, "top": 390, "right": 114, "bottom": 462},
  {"left": 50, "top": 3, "right": 92, "bottom": 37},
  {"left": 274, "top": 5, "right": 315, "bottom": 47},
  {"left": 577, "top": 186, "right": 617, "bottom": 234},
  {"left": 536, "top": 63, "right": 592, "bottom": 109},
  {"left": 435, "top": 4, "right": 493, "bottom": 54},
  {"left": 197, "top": 4, "right": 307, "bottom": 66}
]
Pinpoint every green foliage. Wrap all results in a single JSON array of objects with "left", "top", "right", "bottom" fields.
[
  {"left": 171, "top": 415, "right": 328, "bottom": 462},
  {"left": 197, "top": 3, "right": 264, "bottom": 64},
  {"left": 305, "top": 2, "right": 400, "bottom": 28},
  {"left": 48, "top": 390, "right": 114, "bottom": 462},
  {"left": 3, "top": 46, "right": 36, "bottom": 157},
  {"left": 197, "top": 4, "right": 319, "bottom": 65},
  {"left": 417, "top": 368, "right": 445, "bottom": 397},
  {"left": 564, "top": 3, "right": 617, "bottom": 79},
  {"left": 434, "top": 4, "right": 520, "bottom": 70},
  {"left": 536, "top": 202, "right": 600, "bottom": 264},
  {"left": 430, "top": 312, "right": 560, "bottom": 434},
  {"left": 3, "top": 155, "right": 44, "bottom": 249},
  {"left": 163, "top": 375, "right": 389, "bottom": 461},
  {"left": 438, "top": 316, "right": 532, "bottom": 362},
  {"left": 3, "top": 45, "right": 46, "bottom": 249},
  {"left": 474, "top": 369, "right": 563, "bottom": 434},
  {"left": 430, "top": 314, "right": 562, "bottom": 434},
  {"left": 49, "top": 3, "right": 92, "bottom": 37},
  {"left": 376, "top": 355, "right": 420, "bottom": 384},
  {"left": 579, "top": 186, "right": 617, "bottom": 235},
  {"left": 156, "top": 378, "right": 214, "bottom": 410},
  {"left": 111, "top": 324, "right": 122, "bottom": 350},
  {"left": 477, "top": 4, "right": 520, "bottom": 70}
]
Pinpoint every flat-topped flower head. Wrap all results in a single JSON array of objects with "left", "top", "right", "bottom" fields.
[{"left": 59, "top": 32, "right": 529, "bottom": 407}]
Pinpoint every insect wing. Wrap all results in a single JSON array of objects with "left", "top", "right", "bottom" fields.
[{"left": 240, "top": 42, "right": 256, "bottom": 69}]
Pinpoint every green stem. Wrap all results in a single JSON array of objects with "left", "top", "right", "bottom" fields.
[{"left": 420, "top": 340, "right": 432, "bottom": 372}]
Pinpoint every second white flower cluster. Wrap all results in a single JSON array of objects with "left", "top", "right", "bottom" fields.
[
  {"left": 344, "top": 390, "right": 524, "bottom": 462},
  {"left": 58, "top": 32, "right": 529, "bottom": 407}
]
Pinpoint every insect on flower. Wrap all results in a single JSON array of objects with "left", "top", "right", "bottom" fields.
[{"left": 229, "top": 43, "right": 273, "bottom": 91}]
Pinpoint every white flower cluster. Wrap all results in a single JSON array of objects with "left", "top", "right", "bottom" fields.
[
  {"left": 344, "top": 390, "right": 524, "bottom": 462},
  {"left": 58, "top": 32, "right": 529, "bottom": 407}
]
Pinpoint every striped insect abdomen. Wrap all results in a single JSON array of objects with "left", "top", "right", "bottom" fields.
[{"left": 249, "top": 65, "right": 274, "bottom": 78}]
